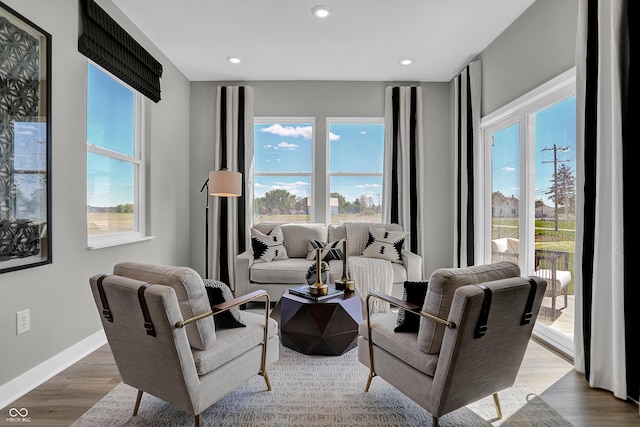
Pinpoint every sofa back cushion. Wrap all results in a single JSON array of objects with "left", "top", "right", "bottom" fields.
[
  {"left": 253, "top": 223, "right": 328, "bottom": 258},
  {"left": 417, "top": 261, "right": 521, "bottom": 354},
  {"left": 330, "top": 222, "right": 403, "bottom": 256},
  {"left": 113, "top": 262, "right": 216, "bottom": 350}
]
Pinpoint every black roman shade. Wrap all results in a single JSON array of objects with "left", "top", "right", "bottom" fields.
[{"left": 78, "top": 0, "right": 163, "bottom": 102}]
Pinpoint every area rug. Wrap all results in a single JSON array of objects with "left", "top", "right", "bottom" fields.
[{"left": 72, "top": 345, "right": 571, "bottom": 427}]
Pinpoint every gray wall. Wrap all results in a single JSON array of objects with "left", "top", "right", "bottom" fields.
[
  {"left": 0, "top": 0, "right": 191, "bottom": 392},
  {"left": 188, "top": 81, "right": 453, "bottom": 280},
  {"left": 478, "top": 0, "right": 577, "bottom": 115}
]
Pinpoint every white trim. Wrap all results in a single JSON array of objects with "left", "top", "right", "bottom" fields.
[
  {"left": 533, "top": 324, "right": 573, "bottom": 360},
  {"left": 0, "top": 330, "right": 107, "bottom": 409},
  {"left": 87, "top": 234, "right": 155, "bottom": 250}
]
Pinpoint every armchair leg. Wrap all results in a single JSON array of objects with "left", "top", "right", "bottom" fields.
[
  {"left": 133, "top": 389, "right": 143, "bottom": 416},
  {"left": 493, "top": 392, "right": 503, "bottom": 419},
  {"left": 433, "top": 415, "right": 439, "bottom": 427},
  {"left": 364, "top": 371, "right": 376, "bottom": 392},
  {"left": 194, "top": 413, "right": 201, "bottom": 427},
  {"left": 261, "top": 369, "right": 273, "bottom": 391}
]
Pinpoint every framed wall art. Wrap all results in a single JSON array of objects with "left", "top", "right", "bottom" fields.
[{"left": 0, "top": 2, "right": 52, "bottom": 274}]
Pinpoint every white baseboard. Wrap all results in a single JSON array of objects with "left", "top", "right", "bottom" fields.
[{"left": 0, "top": 330, "right": 107, "bottom": 410}]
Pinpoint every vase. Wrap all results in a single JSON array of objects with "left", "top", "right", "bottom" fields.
[{"left": 307, "top": 271, "right": 328, "bottom": 286}]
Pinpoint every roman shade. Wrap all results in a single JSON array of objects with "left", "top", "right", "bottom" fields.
[{"left": 78, "top": 0, "right": 163, "bottom": 102}]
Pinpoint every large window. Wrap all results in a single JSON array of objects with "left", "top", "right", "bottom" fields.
[
  {"left": 86, "top": 63, "right": 146, "bottom": 247},
  {"left": 482, "top": 69, "right": 576, "bottom": 356},
  {"left": 328, "top": 118, "right": 384, "bottom": 225},
  {"left": 253, "top": 117, "right": 384, "bottom": 225},
  {"left": 253, "top": 118, "right": 314, "bottom": 224}
]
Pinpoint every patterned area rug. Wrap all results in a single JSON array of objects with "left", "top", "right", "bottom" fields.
[{"left": 72, "top": 345, "right": 571, "bottom": 427}]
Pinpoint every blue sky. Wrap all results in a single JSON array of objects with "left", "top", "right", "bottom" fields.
[
  {"left": 491, "top": 96, "right": 576, "bottom": 206},
  {"left": 86, "top": 64, "right": 135, "bottom": 207},
  {"left": 254, "top": 122, "right": 384, "bottom": 204}
]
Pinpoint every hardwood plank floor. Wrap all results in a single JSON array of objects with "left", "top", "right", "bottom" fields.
[{"left": 2, "top": 338, "right": 638, "bottom": 426}]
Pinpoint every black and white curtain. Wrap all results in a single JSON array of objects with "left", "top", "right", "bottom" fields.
[
  {"left": 382, "top": 86, "right": 425, "bottom": 274},
  {"left": 211, "top": 86, "right": 254, "bottom": 291},
  {"left": 453, "top": 61, "right": 481, "bottom": 268},
  {"left": 575, "top": 0, "right": 637, "bottom": 405}
]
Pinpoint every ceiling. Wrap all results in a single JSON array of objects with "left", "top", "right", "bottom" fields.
[{"left": 111, "top": 0, "right": 536, "bottom": 83}]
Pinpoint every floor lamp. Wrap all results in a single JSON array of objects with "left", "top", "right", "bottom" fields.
[{"left": 200, "top": 169, "right": 242, "bottom": 279}]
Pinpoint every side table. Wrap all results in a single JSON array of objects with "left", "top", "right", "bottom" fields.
[{"left": 271, "top": 288, "right": 362, "bottom": 356}]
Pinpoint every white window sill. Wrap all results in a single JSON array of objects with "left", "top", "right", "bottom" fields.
[{"left": 88, "top": 235, "right": 155, "bottom": 250}]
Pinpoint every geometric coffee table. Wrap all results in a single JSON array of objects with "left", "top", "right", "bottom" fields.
[{"left": 272, "top": 288, "right": 363, "bottom": 356}]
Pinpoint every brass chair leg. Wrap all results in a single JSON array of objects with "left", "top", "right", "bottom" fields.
[
  {"left": 133, "top": 389, "right": 143, "bottom": 416},
  {"left": 493, "top": 392, "right": 503, "bottom": 419},
  {"left": 433, "top": 415, "right": 439, "bottom": 427},
  {"left": 261, "top": 369, "right": 273, "bottom": 391},
  {"left": 364, "top": 371, "right": 376, "bottom": 392},
  {"left": 194, "top": 413, "right": 201, "bottom": 427}
]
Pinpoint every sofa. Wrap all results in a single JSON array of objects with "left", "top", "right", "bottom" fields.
[{"left": 236, "top": 222, "right": 423, "bottom": 301}]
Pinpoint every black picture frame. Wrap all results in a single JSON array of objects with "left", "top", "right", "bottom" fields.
[{"left": 0, "top": 2, "right": 52, "bottom": 274}]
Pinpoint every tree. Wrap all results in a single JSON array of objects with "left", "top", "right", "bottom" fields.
[
  {"left": 546, "top": 163, "right": 576, "bottom": 222},
  {"left": 262, "top": 189, "right": 296, "bottom": 215}
]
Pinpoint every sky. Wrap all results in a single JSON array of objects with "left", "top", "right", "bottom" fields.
[
  {"left": 491, "top": 95, "right": 576, "bottom": 206},
  {"left": 254, "top": 121, "right": 384, "bottom": 204}
]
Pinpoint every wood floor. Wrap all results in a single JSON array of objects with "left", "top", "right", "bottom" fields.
[{"left": 2, "top": 338, "right": 638, "bottom": 426}]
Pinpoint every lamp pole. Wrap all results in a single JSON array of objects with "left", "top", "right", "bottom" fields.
[{"left": 200, "top": 178, "right": 210, "bottom": 278}]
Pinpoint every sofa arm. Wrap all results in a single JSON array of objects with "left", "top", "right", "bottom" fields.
[
  {"left": 401, "top": 250, "right": 423, "bottom": 281},
  {"left": 235, "top": 251, "right": 254, "bottom": 297}
]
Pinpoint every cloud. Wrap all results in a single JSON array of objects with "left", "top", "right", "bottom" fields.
[
  {"left": 329, "top": 132, "right": 340, "bottom": 141},
  {"left": 356, "top": 183, "right": 382, "bottom": 189},
  {"left": 502, "top": 166, "right": 516, "bottom": 172},
  {"left": 277, "top": 141, "right": 298, "bottom": 150},
  {"left": 261, "top": 124, "right": 312, "bottom": 139}
]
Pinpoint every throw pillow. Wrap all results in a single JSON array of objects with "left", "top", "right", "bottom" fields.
[
  {"left": 362, "top": 227, "right": 408, "bottom": 263},
  {"left": 394, "top": 281, "right": 429, "bottom": 333},
  {"left": 251, "top": 224, "right": 289, "bottom": 262},
  {"left": 203, "top": 279, "right": 246, "bottom": 330},
  {"left": 306, "top": 238, "right": 345, "bottom": 261}
]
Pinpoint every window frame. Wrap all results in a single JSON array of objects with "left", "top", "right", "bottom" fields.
[
  {"left": 480, "top": 67, "right": 576, "bottom": 357},
  {"left": 253, "top": 117, "right": 316, "bottom": 223},
  {"left": 325, "top": 117, "right": 385, "bottom": 224},
  {"left": 86, "top": 62, "right": 150, "bottom": 249}
]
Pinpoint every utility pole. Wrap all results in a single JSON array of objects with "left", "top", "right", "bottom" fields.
[{"left": 541, "top": 144, "right": 570, "bottom": 231}]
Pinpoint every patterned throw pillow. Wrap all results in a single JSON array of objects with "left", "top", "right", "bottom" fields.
[
  {"left": 306, "top": 238, "right": 345, "bottom": 261},
  {"left": 251, "top": 224, "right": 288, "bottom": 262},
  {"left": 362, "top": 227, "right": 408, "bottom": 263},
  {"left": 395, "top": 281, "right": 429, "bottom": 333},
  {"left": 203, "top": 279, "right": 246, "bottom": 329}
]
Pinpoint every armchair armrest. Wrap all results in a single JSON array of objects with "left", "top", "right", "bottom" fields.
[
  {"left": 235, "top": 250, "right": 255, "bottom": 296},
  {"left": 401, "top": 249, "right": 423, "bottom": 281},
  {"left": 365, "top": 290, "right": 455, "bottom": 329},
  {"left": 175, "top": 290, "right": 270, "bottom": 329}
]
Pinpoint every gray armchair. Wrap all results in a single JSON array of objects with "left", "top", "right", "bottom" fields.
[
  {"left": 357, "top": 262, "right": 546, "bottom": 426},
  {"left": 89, "top": 262, "right": 279, "bottom": 427}
]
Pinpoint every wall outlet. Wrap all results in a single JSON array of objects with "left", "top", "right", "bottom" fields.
[{"left": 16, "top": 309, "right": 30, "bottom": 335}]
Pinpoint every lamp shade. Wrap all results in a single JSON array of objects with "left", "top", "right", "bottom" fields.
[{"left": 208, "top": 170, "right": 242, "bottom": 197}]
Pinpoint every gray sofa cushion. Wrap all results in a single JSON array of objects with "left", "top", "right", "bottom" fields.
[
  {"left": 250, "top": 258, "right": 314, "bottom": 284},
  {"left": 113, "top": 262, "right": 216, "bottom": 351},
  {"left": 252, "top": 223, "right": 327, "bottom": 258},
  {"left": 417, "top": 261, "right": 521, "bottom": 354}
]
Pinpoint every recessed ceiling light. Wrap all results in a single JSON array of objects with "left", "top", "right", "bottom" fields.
[
  {"left": 311, "top": 5, "right": 330, "bottom": 19},
  {"left": 227, "top": 56, "right": 241, "bottom": 64},
  {"left": 399, "top": 58, "right": 413, "bottom": 66}
]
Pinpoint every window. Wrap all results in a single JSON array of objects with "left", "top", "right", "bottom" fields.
[
  {"left": 482, "top": 69, "right": 576, "bottom": 356},
  {"left": 328, "top": 118, "right": 384, "bottom": 225},
  {"left": 86, "top": 63, "right": 147, "bottom": 247},
  {"left": 253, "top": 118, "right": 314, "bottom": 224}
]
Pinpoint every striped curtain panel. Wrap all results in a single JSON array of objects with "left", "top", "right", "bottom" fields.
[
  {"left": 382, "top": 86, "right": 425, "bottom": 274},
  {"left": 452, "top": 61, "right": 481, "bottom": 268},
  {"left": 574, "top": 0, "right": 637, "bottom": 404},
  {"left": 211, "top": 86, "right": 254, "bottom": 292}
]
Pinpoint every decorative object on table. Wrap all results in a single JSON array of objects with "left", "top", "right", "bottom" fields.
[
  {"left": 200, "top": 168, "right": 242, "bottom": 280},
  {"left": 0, "top": 3, "right": 52, "bottom": 274},
  {"left": 305, "top": 252, "right": 329, "bottom": 286},
  {"left": 287, "top": 285, "right": 344, "bottom": 302},
  {"left": 308, "top": 248, "right": 329, "bottom": 296},
  {"left": 335, "top": 239, "right": 356, "bottom": 292}
]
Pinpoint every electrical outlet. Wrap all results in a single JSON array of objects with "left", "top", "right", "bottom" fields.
[{"left": 16, "top": 309, "right": 30, "bottom": 335}]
